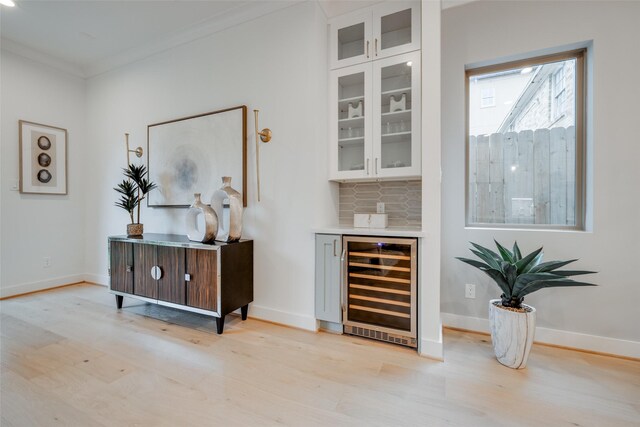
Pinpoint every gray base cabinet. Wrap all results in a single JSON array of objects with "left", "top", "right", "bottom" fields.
[{"left": 315, "top": 234, "right": 342, "bottom": 323}]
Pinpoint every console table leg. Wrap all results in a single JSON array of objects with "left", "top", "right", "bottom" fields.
[
  {"left": 115, "top": 295, "right": 123, "bottom": 309},
  {"left": 216, "top": 315, "right": 225, "bottom": 334},
  {"left": 241, "top": 304, "right": 249, "bottom": 321}
]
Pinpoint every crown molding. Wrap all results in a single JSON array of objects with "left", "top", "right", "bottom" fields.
[
  {"left": 442, "top": 0, "right": 480, "bottom": 10},
  {"left": 0, "top": 37, "right": 86, "bottom": 78},
  {"left": 84, "top": 1, "right": 301, "bottom": 78}
]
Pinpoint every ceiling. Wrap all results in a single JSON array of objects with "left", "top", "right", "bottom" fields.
[
  {"left": 0, "top": 1, "right": 469, "bottom": 78},
  {"left": 0, "top": 1, "right": 304, "bottom": 76}
]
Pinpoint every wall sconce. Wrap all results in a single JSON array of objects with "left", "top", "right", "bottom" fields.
[
  {"left": 254, "top": 109, "right": 272, "bottom": 202},
  {"left": 125, "top": 133, "right": 143, "bottom": 165}
]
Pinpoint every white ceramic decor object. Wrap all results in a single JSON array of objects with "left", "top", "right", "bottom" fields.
[
  {"left": 211, "top": 177, "right": 243, "bottom": 242},
  {"left": 489, "top": 299, "right": 536, "bottom": 369},
  {"left": 185, "top": 193, "right": 218, "bottom": 243},
  {"left": 348, "top": 100, "right": 363, "bottom": 119},
  {"left": 353, "top": 213, "right": 388, "bottom": 228},
  {"left": 390, "top": 93, "right": 406, "bottom": 112}
]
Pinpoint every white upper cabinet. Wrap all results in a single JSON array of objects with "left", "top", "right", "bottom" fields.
[
  {"left": 329, "top": 1, "right": 421, "bottom": 70},
  {"left": 330, "top": 63, "right": 373, "bottom": 180},
  {"left": 330, "top": 51, "right": 421, "bottom": 181},
  {"left": 372, "top": 51, "right": 421, "bottom": 179},
  {"left": 329, "top": 9, "right": 372, "bottom": 70}
]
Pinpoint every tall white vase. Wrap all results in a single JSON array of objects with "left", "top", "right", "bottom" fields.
[
  {"left": 489, "top": 299, "right": 536, "bottom": 369},
  {"left": 210, "top": 177, "right": 243, "bottom": 242},
  {"left": 185, "top": 193, "right": 218, "bottom": 243}
]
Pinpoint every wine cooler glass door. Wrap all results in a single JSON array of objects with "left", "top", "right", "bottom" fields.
[{"left": 343, "top": 236, "right": 417, "bottom": 338}]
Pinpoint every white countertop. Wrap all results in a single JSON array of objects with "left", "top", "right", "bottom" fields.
[{"left": 313, "top": 225, "right": 425, "bottom": 238}]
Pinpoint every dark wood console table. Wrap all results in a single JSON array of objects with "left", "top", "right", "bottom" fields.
[{"left": 108, "top": 233, "right": 253, "bottom": 334}]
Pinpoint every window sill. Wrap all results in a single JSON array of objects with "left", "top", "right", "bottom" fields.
[{"left": 465, "top": 225, "right": 590, "bottom": 234}]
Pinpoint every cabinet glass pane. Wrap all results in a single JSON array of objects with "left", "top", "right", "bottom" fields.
[
  {"left": 380, "top": 61, "right": 412, "bottom": 169},
  {"left": 380, "top": 8, "right": 412, "bottom": 51},
  {"left": 338, "top": 23, "right": 365, "bottom": 61},
  {"left": 338, "top": 72, "right": 366, "bottom": 172}
]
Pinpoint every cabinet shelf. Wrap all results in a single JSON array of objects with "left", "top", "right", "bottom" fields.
[
  {"left": 338, "top": 116, "right": 365, "bottom": 128},
  {"left": 338, "top": 136, "right": 365, "bottom": 148},
  {"left": 381, "top": 131, "right": 411, "bottom": 143},
  {"left": 381, "top": 109, "right": 411, "bottom": 121},
  {"left": 338, "top": 95, "right": 365, "bottom": 106},
  {"left": 381, "top": 86, "right": 411, "bottom": 96}
]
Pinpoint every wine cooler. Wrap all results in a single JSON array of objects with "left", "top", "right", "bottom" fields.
[{"left": 342, "top": 236, "right": 417, "bottom": 348}]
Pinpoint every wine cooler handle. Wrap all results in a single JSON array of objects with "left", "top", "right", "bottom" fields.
[{"left": 340, "top": 248, "right": 346, "bottom": 316}]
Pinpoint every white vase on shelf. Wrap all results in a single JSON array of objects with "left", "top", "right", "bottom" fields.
[
  {"left": 390, "top": 93, "right": 406, "bottom": 112},
  {"left": 348, "top": 100, "right": 363, "bottom": 118}
]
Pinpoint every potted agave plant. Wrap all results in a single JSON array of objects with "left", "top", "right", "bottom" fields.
[
  {"left": 457, "top": 240, "right": 596, "bottom": 369},
  {"left": 114, "top": 164, "right": 157, "bottom": 236}
]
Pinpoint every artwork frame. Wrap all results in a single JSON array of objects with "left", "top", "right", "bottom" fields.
[
  {"left": 147, "top": 105, "right": 247, "bottom": 208},
  {"left": 19, "top": 120, "right": 68, "bottom": 195}
]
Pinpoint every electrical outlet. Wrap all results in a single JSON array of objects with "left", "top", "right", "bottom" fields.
[
  {"left": 376, "top": 202, "right": 385, "bottom": 214},
  {"left": 465, "top": 283, "right": 476, "bottom": 299},
  {"left": 43, "top": 257, "right": 51, "bottom": 268}
]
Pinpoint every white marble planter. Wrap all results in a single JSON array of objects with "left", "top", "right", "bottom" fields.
[{"left": 489, "top": 299, "right": 536, "bottom": 369}]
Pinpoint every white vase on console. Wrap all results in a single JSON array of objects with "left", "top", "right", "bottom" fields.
[
  {"left": 185, "top": 193, "right": 218, "bottom": 243},
  {"left": 211, "top": 177, "right": 243, "bottom": 242}
]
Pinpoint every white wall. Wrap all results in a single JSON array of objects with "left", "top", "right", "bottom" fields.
[
  {"left": 0, "top": 50, "right": 87, "bottom": 297},
  {"left": 419, "top": 0, "right": 443, "bottom": 360},
  {"left": 441, "top": 1, "right": 640, "bottom": 356},
  {"left": 84, "top": 2, "right": 336, "bottom": 330}
]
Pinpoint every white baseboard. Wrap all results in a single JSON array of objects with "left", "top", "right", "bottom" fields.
[
  {"left": 0, "top": 274, "right": 86, "bottom": 299},
  {"left": 419, "top": 320, "right": 444, "bottom": 361},
  {"left": 248, "top": 304, "right": 318, "bottom": 332},
  {"left": 84, "top": 274, "right": 109, "bottom": 286},
  {"left": 420, "top": 336, "right": 444, "bottom": 361},
  {"left": 442, "top": 312, "right": 640, "bottom": 359}
]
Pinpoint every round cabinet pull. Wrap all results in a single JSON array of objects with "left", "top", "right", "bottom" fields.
[{"left": 150, "top": 266, "right": 163, "bottom": 281}]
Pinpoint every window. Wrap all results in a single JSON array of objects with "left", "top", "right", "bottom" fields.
[{"left": 466, "top": 49, "right": 585, "bottom": 228}]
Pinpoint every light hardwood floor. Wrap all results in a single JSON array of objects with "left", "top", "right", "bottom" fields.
[{"left": 1, "top": 283, "right": 638, "bottom": 427}]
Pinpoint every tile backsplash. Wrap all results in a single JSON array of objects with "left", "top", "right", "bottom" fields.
[{"left": 339, "top": 181, "right": 421, "bottom": 227}]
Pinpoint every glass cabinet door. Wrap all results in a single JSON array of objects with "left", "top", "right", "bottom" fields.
[
  {"left": 329, "top": 10, "right": 372, "bottom": 70},
  {"left": 331, "top": 63, "right": 372, "bottom": 179},
  {"left": 372, "top": 1, "right": 421, "bottom": 60},
  {"left": 373, "top": 51, "right": 421, "bottom": 178}
]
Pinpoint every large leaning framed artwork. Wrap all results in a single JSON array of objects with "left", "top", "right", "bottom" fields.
[
  {"left": 19, "top": 120, "right": 68, "bottom": 195},
  {"left": 147, "top": 105, "right": 247, "bottom": 207}
]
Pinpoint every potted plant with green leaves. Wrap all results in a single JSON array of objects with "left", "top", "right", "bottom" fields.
[
  {"left": 457, "top": 240, "right": 596, "bottom": 369},
  {"left": 114, "top": 164, "right": 156, "bottom": 236}
]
